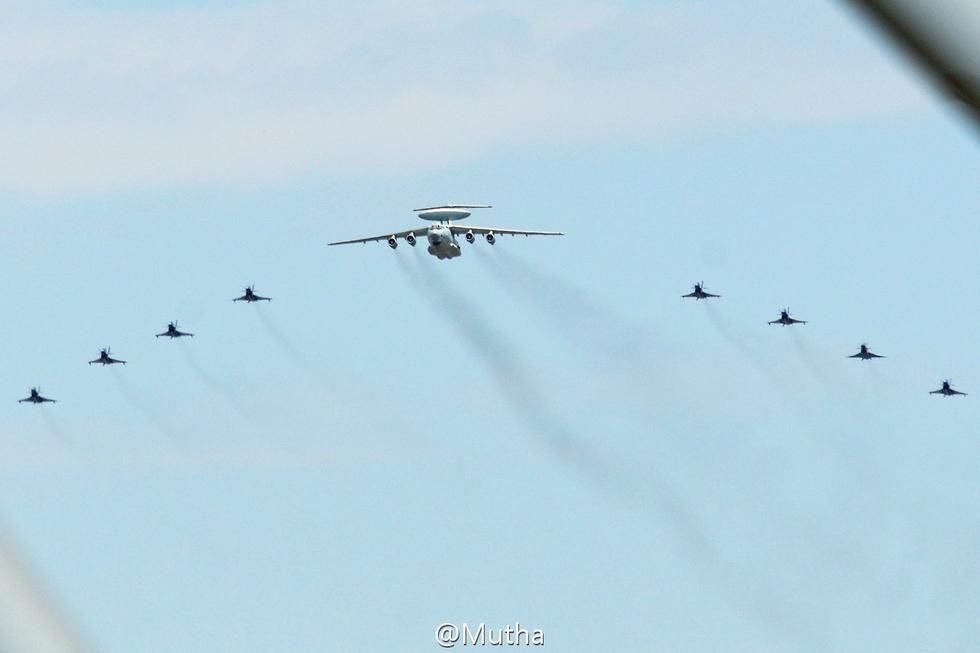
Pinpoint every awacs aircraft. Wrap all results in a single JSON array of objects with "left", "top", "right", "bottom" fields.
[
  {"left": 849, "top": 343, "right": 885, "bottom": 360},
  {"left": 328, "top": 204, "right": 563, "bottom": 260},
  {"left": 18, "top": 388, "right": 55, "bottom": 404},
  {"left": 88, "top": 347, "right": 126, "bottom": 366},
  {"left": 156, "top": 321, "right": 193, "bottom": 338},
  {"left": 682, "top": 282, "right": 720, "bottom": 300},
  {"left": 768, "top": 309, "right": 807, "bottom": 326},
  {"left": 930, "top": 380, "right": 967, "bottom": 396},
  {"left": 234, "top": 286, "right": 271, "bottom": 302}
]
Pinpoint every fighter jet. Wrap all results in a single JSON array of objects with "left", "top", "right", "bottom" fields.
[
  {"left": 88, "top": 347, "right": 126, "bottom": 366},
  {"left": 328, "top": 204, "right": 563, "bottom": 260},
  {"left": 682, "top": 282, "right": 720, "bottom": 300},
  {"left": 233, "top": 285, "right": 271, "bottom": 302},
  {"left": 18, "top": 387, "right": 56, "bottom": 404},
  {"left": 156, "top": 321, "right": 193, "bottom": 338},
  {"left": 768, "top": 309, "right": 807, "bottom": 326},
  {"left": 930, "top": 380, "right": 967, "bottom": 396},
  {"left": 849, "top": 343, "right": 885, "bottom": 360}
]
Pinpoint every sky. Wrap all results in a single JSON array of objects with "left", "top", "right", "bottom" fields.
[{"left": 0, "top": 0, "right": 978, "bottom": 651}]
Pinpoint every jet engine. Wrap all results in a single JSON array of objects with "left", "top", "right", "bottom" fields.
[
  {"left": 485, "top": 231, "right": 496, "bottom": 245},
  {"left": 387, "top": 236, "right": 398, "bottom": 249},
  {"left": 465, "top": 230, "right": 475, "bottom": 243},
  {"left": 405, "top": 232, "right": 417, "bottom": 246}
]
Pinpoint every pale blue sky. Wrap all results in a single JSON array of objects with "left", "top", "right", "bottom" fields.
[{"left": 0, "top": 1, "right": 977, "bottom": 651}]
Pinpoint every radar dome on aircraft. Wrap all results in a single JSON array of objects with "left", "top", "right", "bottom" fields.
[{"left": 413, "top": 204, "right": 492, "bottom": 222}]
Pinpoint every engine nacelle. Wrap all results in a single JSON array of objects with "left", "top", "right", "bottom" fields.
[
  {"left": 465, "top": 230, "right": 475, "bottom": 243},
  {"left": 405, "top": 232, "right": 417, "bottom": 246},
  {"left": 387, "top": 236, "right": 398, "bottom": 249},
  {"left": 485, "top": 231, "right": 496, "bottom": 245}
]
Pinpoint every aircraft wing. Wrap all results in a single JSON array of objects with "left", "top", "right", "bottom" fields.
[
  {"left": 682, "top": 292, "right": 698, "bottom": 298},
  {"left": 703, "top": 292, "right": 720, "bottom": 298},
  {"left": 448, "top": 225, "right": 564, "bottom": 237},
  {"left": 328, "top": 227, "right": 425, "bottom": 246}
]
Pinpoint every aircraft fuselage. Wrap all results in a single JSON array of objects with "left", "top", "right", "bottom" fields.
[{"left": 425, "top": 223, "right": 461, "bottom": 260}]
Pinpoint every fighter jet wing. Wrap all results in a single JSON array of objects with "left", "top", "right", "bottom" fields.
[
  {"left": 950, "top": 389, "right": 967, "bottom": 395},
  {"left": 328, "top": 227, "right": 426, "bottom": 246},
  {"left": 176, "top": 330, "right": 193, "bottom": 337},
  {"left": 682, "top": 292, "right": 698, "bottom": 298},
  {"left": 106, "top": 357, "right": 126, "bottom": 365},
  {"left": 788, "top": 317, "right": 807, "bottom": 324},
  {"left": 448, "top": 225, "right": 564, "bottom": 237},
  {"left": 702, "top": 292, "right": 720, "bottom": 298},
  {"left": 155, "top": 332, "right": 168, "bottom": 338},
  {"left": 17, "top": 398, "right": 29, "bottom": 403}
]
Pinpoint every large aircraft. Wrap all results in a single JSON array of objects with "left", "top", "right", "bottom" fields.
[
  {"left": 849, "top": 343, "right": 885, "bottom": 360},
  {"left": 768, "top": 309, "right": 807, "bottom": 326},
  {"left": 234, "top": 286, "right": 271, "bottom": 302},
  {"left": 88, "top": 347, "right": 126, "bottom": 366},
  {"left": 328, "top": 205, "right": 563, "bottom": 260},
  {"left": 17, "top": 388, "right": 56, "bottom": 404},
  {"left": 682, "top": 282, "right": 720, "bottom": 300},
  {"left": 930, "top": 380, "right": 967, "bottom": 396},
  {"left": 155, "top": 321, "right": 193, "bottom": 338}
]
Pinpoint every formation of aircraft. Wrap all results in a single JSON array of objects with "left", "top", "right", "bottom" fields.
[
  {"left": 18, "top": 388, "right": 55, "bottom": 404},
  {"left": 683, "top": 285, "right": 963, "bottom": 394},
  {"left": 234, "top": 286, "right": 272, "bottom": 302},
  {"left": 682, "top": 282, "right": 720, "bottom": 300},
  {"left": 328, "top": 205, "right": 563, "bottom": 260},
  {"left": 88, "top": 347, "right": 126, "bottom": 366},
  {"left": 25, "top": 283, "right": 276, "bottom": 402},
  {"left": 768, "top": 309, "right": 807, "bottom": 326},
  {"left": 156, "top": 321, "right": 193, "bottom": 338},
  {"left": 19, "top": 200, "right": 971, "bottom": 403}
]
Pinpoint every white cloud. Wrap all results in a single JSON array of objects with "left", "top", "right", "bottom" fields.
[{"left": 0, "top": 0, "right": 923, "bottom": 195}]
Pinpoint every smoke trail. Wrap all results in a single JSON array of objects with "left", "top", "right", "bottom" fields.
[
  {"left": 176, "top": 340, "right": 251, "bottom": 421},
  {"left": 40, "top": 408, "right": 79, "bottom": 452},
  {"left": 252, "top": 301, "right": 430, "bottom": 454},
  {"left": 396, "top": 253, "right": 713, "bottom": 557},
  {"left": 253, "top": 305, "right": 347, "bottom": 397},
  {"left": 703, "top": 302, "right": 781, "bottom": 387},
  {"left": 789, "top": 329, "right": 837, "bottom": 389},
  {"left": 255, "top": 306, "right": 307, "bottom": 368},
  {"left": 474, "top": 248, "right": 657, "bottom": 364},
  {"left": 108, "top": 367, "right": 182, "bottom": 446}
]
